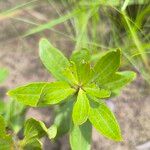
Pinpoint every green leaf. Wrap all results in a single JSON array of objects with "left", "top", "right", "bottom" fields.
[
  {"left": 0, "top": 115, "right": 6, "bottom": 137},
  {"left": 22, "top": 138, "right": 42, "bottom": 150},
  {"left": 39, "top": 38, "right": 69, "bottom": 81},
  {"left": 70, "top": 49, "right": 92, "bottom": 85},
  {"left": 71, "top": 48, "right": 90, "bottom": 64},
  {"left": 38, "top": 82, "right": 75, "bottom": 106},
  {"left": 24, "top": 118, "right": 57, "bottom": 141},
  {"left": 88, "top": 100, "right": 122, "bottom": 141},
  {"left": 77, "top": 62, "right": 92, "bottom": 85},
  {"left": 72, "top": 89, "right": 89, "bottom": 125},
  {"left": 101, "top": 71, "right": 136, "bottom": 90},
  {"left": 62, "top": 62, "right": 78, "bottom": 85},
  {"left": 0, "top": 115, "right": 13, "bottom": 150},
  {"left": 93, "top": 49, "right": 121, "bottom": 82},
  {"left": 24, "top": 9, "right": 81, "bottom": 36},
  {"left": 70, "top": 121, "right": 92, "bottom": 150},
  {"left": 84, "top": 84, "right": 111, "bottom": 99},
  {"left": 0, "top": 68, "right": 8, "bottom": 84},
  {"left": 7, "top": 82, "right": 75, "bottom": 107},
  {"left": 7, "top": 82, "right": 46, "bottom": 106},
  {"left": 47, "top": 125, "right": 57, "bottom": 139},
  {"left": 22, "top": 118, "right": 57, "bottom": 150},
  {"left": 54, "top": 100, "right": 73, "bottom": 137}
]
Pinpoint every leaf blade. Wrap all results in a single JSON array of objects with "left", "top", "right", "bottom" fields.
[
  {"left": 72, "top": 89, "right": 89, "bottom": 125},
  {"left": 7, "top": 82, "right": 75, "bottom": 107},
  {"left": 93, "top": 49, "right": 121, "bottom": 82},
  {"left": 89, "top": 100, "right": 122, "bottom": 141},
  {"left": 39, "top": 38, "right": 69, "bottom": 81},
  {"left": 70, "top": 121, "right": 92, "bottom": 150}
]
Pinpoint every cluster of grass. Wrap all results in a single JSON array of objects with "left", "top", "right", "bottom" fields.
[{"left": 1, "top": 0, "right": 149, "bottom": 83}]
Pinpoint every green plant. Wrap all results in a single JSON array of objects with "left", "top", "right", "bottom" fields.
[
  {"left": 0, "top": 114, "right": 57, "bottom": 150},
  {"left": 6, "top": 38, "right": 136, "bottom": 149}
]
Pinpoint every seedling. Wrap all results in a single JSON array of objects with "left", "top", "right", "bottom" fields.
[{"left": 7, "top": 38, "right": 136, "bottom": 149}]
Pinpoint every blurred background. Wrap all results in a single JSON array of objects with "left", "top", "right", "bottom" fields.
[{"left": 0, "top": 0, "right": 150, "bottom": 149}]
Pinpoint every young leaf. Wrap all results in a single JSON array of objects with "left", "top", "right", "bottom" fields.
[
  {"left": 70, "top": 48, "right": 90, "bottom": 64},
  {"left": 70, "top": 49, "right": 92, "bottom": 85},
  {"left": 93, "top": 49, "right": 121, "bottom": 82},
  {"left": 39, "top": 38, "right": 69, "bottom": 81},
  {"left": 88, "top": 100, "right": 122, "bottom": 141},
  {"left": 77, "top": 62, "right": 92, "bottom": 85},
  {"left": 47, "top": 125, "right": 57, "bottom": 139},
  {"left": 84, "top": 84, "right": 111, "bottom": 99},
  {"left": 7, "top": 82, "right": 75, "bottom": 107},
  {"left": 62, "top": 62, "right": 78, "bottom": 85},
  {"left": 101, "top": 71, "right": 136, "bottom": 90},
  {"left": 24, "top": 118, "right": 57, "bottom": 141},
  {"left": 72, "top": 89, "right": 89, "bottom": 125},
  {"left": 70, "top": 121, "right": 92, "bottom": 150}
]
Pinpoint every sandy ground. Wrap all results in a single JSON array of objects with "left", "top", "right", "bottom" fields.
[{"left": 0, "top": 1, "right": 150, "bottom": 150}]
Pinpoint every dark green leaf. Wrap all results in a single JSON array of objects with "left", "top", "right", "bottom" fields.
[
  {"left": 22, "top": 138, "right": 42, "bottom": 150},
  {"left": 89, "top": 100, "right": 122, "bottom": 141},
  {"left": 39, "top": 38, "right": 69, "bottom": 81},
  {"left": 70, "top": 121, "right": 92, "bottom": 150},
  {"left": 54, "top": 100, "right": 73, "bottom": 137},
  {"left": 72, "top": 89, "right": 89, "bottom": 125}
]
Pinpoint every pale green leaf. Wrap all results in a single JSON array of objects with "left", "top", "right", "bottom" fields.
[
  {"left": 101, "top": 71, "right": 136, "bottom": 90},
  {"left": 39, "top": 38, "right": 69, "bottom": 81},
  {"left": 89, "top": 100, "right": 122, "bottom": 141},
  {"left": 72, "top": 89, "right": 89, "bottom": 125},
  {"left": 71, "top": 48, "right": 90, "bottom": 64},
  {"left": 77, "top": 62, "right": 92, "bottom": 85},
  {"left": 70, "top": 49, "right": 92, "bottom": 84},
  {"left": 70, "top": 121, "right": 92, "bottom": 150},
  {"left": 62, "top": 62, "right": 78, "bottom": 85},
  {"left": 38, "top": 82, "right": 75, "bottom": 106},
  {"left": 24, "top": 118, "right": 57, "bottom": 143},
  {"left": 47, "top": 125, "right": 57, "bottom": 139},
  {"left": 7, "top": 82, "right": 46, "bottom": 106},
  {"left": 93, "top": 49, "right": 121, "bottom": 82},
  {"left": 7, "top": 82, "right": 75, "bottom": 107},
  {"left": 84, "top": 84, "right": 111, "bottom": 99}
]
